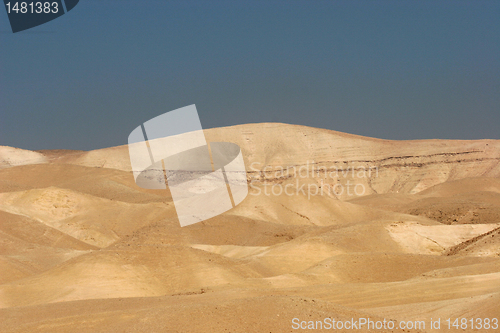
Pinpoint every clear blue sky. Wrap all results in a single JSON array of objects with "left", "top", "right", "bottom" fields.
[{"left": 1, "top": 0, "right": 499, "bottom": 150}]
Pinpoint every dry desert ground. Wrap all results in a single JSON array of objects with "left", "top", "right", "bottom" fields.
[{"left": 0, "top": 123, "right": 499, "bottom": 332}]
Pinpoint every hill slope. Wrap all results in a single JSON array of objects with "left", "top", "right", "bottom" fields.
[{"left": 0, "top": 123, "right": 499, "bottom": 332}]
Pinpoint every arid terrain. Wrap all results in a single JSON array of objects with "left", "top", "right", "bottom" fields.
[{"left": 0, "top": 123, "right": 499, "bottom": 332}]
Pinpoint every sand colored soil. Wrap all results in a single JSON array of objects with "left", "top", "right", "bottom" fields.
[{"left": 0, "top": 124, "right": 499, "bottom": 332}]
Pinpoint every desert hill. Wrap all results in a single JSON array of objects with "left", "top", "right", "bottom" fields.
[{"left": 0, "top": 123, "right": 499, "bottom": 332}]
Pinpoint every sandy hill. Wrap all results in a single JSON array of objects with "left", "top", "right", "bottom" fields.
[
  {"left": 0, "top": 123, "right": 499, "bottom": 333},
  {"left": 0, "top": 146, "right": 48, "bottom": 169}
]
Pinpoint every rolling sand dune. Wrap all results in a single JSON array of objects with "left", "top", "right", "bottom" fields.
[
  {"left": 0, "top": 146, "right": 48, "bottom": 169},
  {"left": 0, "top": 123, "right": 499, "bottom": 332}
]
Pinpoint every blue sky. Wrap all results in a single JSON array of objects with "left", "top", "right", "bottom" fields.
[{"left": 1, "top": 0, "right": 499, "bottom": 150}]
